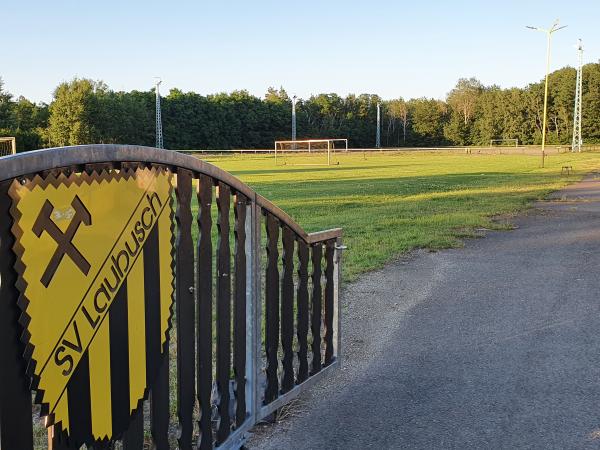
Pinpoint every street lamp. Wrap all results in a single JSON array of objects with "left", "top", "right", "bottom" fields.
[{"left": 526, "top": 20, "right": 567, "bottom": 166}]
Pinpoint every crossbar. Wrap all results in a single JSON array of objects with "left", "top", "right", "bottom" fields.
[{"left": 275, "top": 139, "right": 348, "bottom": 145}]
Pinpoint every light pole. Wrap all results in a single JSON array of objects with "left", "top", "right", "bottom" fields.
[
  {"left": 154, "top": 77, "right": 163, "bottom": 149},
  {"left": 376, "top": 102, "right": 381, "bottom": 149},
  {"left": 291, "top": 95, "right": 297, "bottom": 142},
  {"left": 526, "top": 20, "right": 567, "bottom": 166},
  {"left": 572, "top": 39, "right": 583, "bottom": 152}
]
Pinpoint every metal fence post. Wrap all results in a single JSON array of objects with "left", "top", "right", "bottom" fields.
[
  {"left": 244, "top": 201, "right": 255, "bottom": 425},
  {"left": 251, "top": 200, "right": 263, "bottom": 422},
  {"left": 334, "top": 237, "right": 345, "bottom": 363}
]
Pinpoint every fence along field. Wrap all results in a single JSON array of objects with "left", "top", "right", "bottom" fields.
[
  {"left": 179, "top": 143, "right": 600, "bottom": 161},
  {"left": 0, "top": 145, "right": 343, "bottom": 449}
]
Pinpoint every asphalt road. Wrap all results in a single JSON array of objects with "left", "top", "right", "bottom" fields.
[{"left": 249, "top": 173, "right": 600, "bottom": 449}]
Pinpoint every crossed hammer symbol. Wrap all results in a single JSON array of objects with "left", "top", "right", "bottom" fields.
[{"left": 32, "top": 195, "right": 92, "bottom": 287}]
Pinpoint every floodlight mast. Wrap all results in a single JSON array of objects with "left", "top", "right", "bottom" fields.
[
  {"left": 291, "top": 95, "right": 297, "bottom": 141},
  {"left": 572, "top": 39, "right": 584, "bottom": 152},
  {"left": 154, "top": 77, "right": 164, "bottom": 149},
  {"left": 376, "top": 102, "right": 381, "bottom": 149},
  {"left": 526, "top": 20, "right": 567, "bottom": 165}
]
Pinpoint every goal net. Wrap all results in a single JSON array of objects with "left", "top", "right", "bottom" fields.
[
  {"left": 274, "top": 139, "right": 348, "bottom": 166},
  {"left": 0, "top": 137, "right": 16, "bottom": 157},
  {"left": 490, "top": 138, "right": 519, "bottom": 147}
]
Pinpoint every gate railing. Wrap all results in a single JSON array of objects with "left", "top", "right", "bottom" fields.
[{"left": 0, "top": 145, "right": 343, "bottom": 450}]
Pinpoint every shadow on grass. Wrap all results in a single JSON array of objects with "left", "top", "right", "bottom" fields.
[
  {"left": 242, "top": 172, "right": 565, "bottom": 202},
  {"left": 227, "top": 165, "right": 396, "bottom": 176},
  {"left": 227, "top": 171, "right": 574, "bottom": 280}
]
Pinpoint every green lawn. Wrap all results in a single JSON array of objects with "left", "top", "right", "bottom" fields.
[{"left": 199, "top": 151, "right": 600, "bottom": 281}]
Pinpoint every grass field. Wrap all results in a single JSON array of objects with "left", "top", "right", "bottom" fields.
[{"left": 198, "top": 151, "right": 600, "bottom": 281}]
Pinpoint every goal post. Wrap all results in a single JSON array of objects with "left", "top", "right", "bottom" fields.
[
  {"left": 489, "top": 138, "right": 519, "bottom": 147},
  {"left": 0, "top": 137, "right": 16, "bottom": 157},
  {"left": 274, "top": 139, "right": 348, "bottom": 166}
]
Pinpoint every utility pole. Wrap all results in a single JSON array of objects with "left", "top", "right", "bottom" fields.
[
  {"left": 572, "top": 39, "right": 583, "bottom": 152},
  {"left": 376, "top": 102, "right": 381, "bottom": 149},
  {"left": 154, "top": 78, "right": 163, "bottom": 149},
  {"left": 527, "top": 20, "right": 567, "bottom": 167}
]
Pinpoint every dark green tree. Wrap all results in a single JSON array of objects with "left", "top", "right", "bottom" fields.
[{"left": 47, "top": 78, "right": 107, "bottom": 146}]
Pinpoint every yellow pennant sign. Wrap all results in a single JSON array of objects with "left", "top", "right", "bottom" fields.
[{"left": 9, "top": 168, "right": 175, "bottom": 445}]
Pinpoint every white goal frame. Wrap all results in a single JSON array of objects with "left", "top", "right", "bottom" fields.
[
  {"left": 490, "top": 138, "right": 519, "bottom": 147},
  {"left": 0, "top": 137, "right": 16, "bottom": 157},
  {"left": 274, "top": 139, "right": 348, "bottom": 166}
]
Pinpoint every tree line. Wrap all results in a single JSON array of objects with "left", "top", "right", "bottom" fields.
[{"left": 2, "top": 62, "right": 600, "bottom": 152}]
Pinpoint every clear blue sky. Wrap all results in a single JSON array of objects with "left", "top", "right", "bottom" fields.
[{"left": 3, "top": 0, "right": 599, "bottom": 103}]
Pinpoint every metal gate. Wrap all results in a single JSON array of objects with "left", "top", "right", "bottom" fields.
[{"left": 0, "top": 145, "right": 342, "bottom": 449}]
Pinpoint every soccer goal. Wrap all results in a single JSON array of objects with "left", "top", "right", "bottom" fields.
[
  {"left": 0, "top": 137, "right": 16, "bottom": 157},
  {"left": 490, "top": 138, "right": 519, "bottom": 147},
  {"left": 274, "top": 139, "right": 348, "bottom": 166}
]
